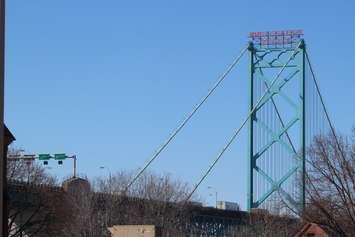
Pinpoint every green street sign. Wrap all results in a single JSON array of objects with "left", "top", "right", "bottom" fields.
[
  {"left": 38, "top": 154, "right": 51, "bottom": 160},
  {"left": 54, "top": 153, "right": 67, "bottom": 160}
]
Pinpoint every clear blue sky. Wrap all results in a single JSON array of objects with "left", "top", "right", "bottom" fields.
[{"left": 5, "top": 0, "right": 355, "bottom": 210}]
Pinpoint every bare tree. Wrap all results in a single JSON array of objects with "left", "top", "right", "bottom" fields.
[
  {"left": 300, "top": 128, "right": 355, "bottom": 236},
  {"left": 8, "top": 182, "right": 77, "bottom": 237},
  {"left": 6, "top": 148, "right": 201, "bottom": 237},
  {"left": 93, "top": 171, "right": 192, "bottom": 202},
  {"left": 7, "top": 148, "right": 58, "bottom": 186},
  {"left": 219, "top": 205, "right": 300, "bottom": 237},
  {"left": 7, "top": 148, "right": 76, "bottom": 237},
  {"left": 91, "top": 171, "right": 197, "bottom": 237}
]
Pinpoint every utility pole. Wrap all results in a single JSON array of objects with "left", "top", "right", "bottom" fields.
[
  {"left": 38, "top": 153, "right": 77, "bottom": 177},
  {"left": 0, "top": 0, "right": 5, "bottom": 236}
]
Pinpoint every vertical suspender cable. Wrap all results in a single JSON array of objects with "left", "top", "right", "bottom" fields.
[{"left": 305, "top": 52, "right": 347, "bottom": 162}]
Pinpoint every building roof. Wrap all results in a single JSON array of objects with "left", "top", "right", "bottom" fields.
[
  {"left": 4, "top": 124, "right": 15, "bottom": 145},
  {"left": 293, "top": 222, "right": 330, "bottom": 237}
]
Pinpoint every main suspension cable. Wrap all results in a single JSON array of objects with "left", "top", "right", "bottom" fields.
[
  {"left": 123, "top": 46, "right": 248, "bottom": 192},
  {"left": 185, "top": 42, "right": 302, "bottom": 201}
]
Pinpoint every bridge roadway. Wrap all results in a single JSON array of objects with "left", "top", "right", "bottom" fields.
[{"left": 8, "top": 180, "right": 297, "bottom": 236}]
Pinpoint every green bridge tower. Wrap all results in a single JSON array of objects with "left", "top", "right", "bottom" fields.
[{"left": 247, "top": 30, "right": 306, "bottom": 212}]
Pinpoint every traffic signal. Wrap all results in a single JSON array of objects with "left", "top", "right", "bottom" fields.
[
  {"left": 38, "top": 153, "right": 72, "bottom": 167},
  {"left": 39, "top": 154, "right": 51, "bottom": 165},
  {"left": 54, "top": 154, "right": 67, "bottom": 165}
]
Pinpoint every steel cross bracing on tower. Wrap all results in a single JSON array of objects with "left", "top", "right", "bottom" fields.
[{"left": 247, "top": 30, "right": 306, "bottom": 212}]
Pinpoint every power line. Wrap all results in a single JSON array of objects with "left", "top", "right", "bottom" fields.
[
  {"left": 123, "top": 46, "right": 248, "bottom": 193},
  {"left": 184, "top": 42, "right": 303, "bottom": 202}
]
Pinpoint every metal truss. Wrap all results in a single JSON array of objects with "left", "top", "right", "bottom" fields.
[{"left": 247, "top": 40, "right": 306, "bottom": 212}]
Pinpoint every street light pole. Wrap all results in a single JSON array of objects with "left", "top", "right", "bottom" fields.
[
  {"left": 37, "top": 153, "right": 77, "bottom": 177},
  {"left": 73, "top": 155, "right": 76, "bottom": 178},
  {"left": 67, "top": 155, "right": 77, "bottom": 178}
]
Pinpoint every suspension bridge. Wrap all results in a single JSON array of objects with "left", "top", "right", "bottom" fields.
[
  {"left": 6, "top": 30, "right": 345, "bottom": 237},
  {"left": 122, "top": 29, "right": 338, "bottom": 215}
]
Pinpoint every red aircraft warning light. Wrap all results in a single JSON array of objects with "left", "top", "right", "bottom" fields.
[{"left": 248, "top": 29, "right": 304, "bottom": 49}]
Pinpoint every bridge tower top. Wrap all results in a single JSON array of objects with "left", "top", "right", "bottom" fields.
[{"left": 248, "top": 30, "right": 304, "bottom": 50}]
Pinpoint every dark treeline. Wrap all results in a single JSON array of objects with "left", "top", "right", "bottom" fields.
[{"left": 6, "top": 126, "right": 355, "bottom": 237}]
